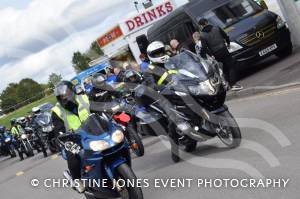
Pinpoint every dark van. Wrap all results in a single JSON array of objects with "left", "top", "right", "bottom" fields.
[{"left": 147, "top": 0, "right": 292, "bottom": 66}]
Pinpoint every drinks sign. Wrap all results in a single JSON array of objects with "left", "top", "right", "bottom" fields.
[{"left": 121, "top": 1, "right": 175, "bottom": 34}]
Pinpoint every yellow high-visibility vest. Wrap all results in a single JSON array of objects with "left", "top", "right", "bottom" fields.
[{"left": 51, "top": 94, "right": 90, "bottom": 131}]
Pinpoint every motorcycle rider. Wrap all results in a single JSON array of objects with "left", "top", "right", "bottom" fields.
[
  {"left": 10, "top": 119, "right": 26, "bottom": 160},
  {"left": 32, "top": 107, "right": 42, "bottom": 118},
  {"left": 124, "top": 70, "right": 143, "bottom": 84},
  {"left": 141, "top": 41, "right": 197, "bottom": 162},
  {"left": 11, "top": 118, "right": 25, "bottom": 138},
  {"left": 51, "top": 80, "right": 90, "bottom": 193}
]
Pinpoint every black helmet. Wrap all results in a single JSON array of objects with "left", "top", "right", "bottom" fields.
[
  {"left": 54, "top": 81, "right": 75, "bottom": 107},
  {"left": 0, "top": 125, "right": 5, "bottom": 134},
  {"left": 10, "top": 118, "right": 17, "bottom": 126},
  {"left": 124, "top": 70, "right": 142, "bottom": 83},
  {"left": 91, "top": 73, "right": 107, "bottom": 89}
]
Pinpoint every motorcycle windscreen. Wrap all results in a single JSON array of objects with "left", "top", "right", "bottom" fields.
[
  {"left": 79, "top": 114, "right": 110, "bottom": 136},
  {"left": 36, "top": 113, "right": 51, "bottom": 126},
  {"left": 165, "top": 50, "right": 212, "bottom": 81}
]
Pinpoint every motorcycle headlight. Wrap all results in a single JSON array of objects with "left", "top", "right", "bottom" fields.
[
  {"left": 111, "top": 105, "right": 121, "bottom": 112},
  {"left": 5, "top": 138, "right": 11, "bottom": 143},
  {"left": 175, "top": 91, "right": 188, "bottom": 97},
  {"left": 188, "top": 80, "right": 216, "bottom": 96},
  {"left": 276, "top": 16, "right": 286, "bottom": 29},
  {"left": 43, "top": 126, "right": 53, "bottom": 132},
  {"left": 21, "top": 134, "right": 27, "bottom": 139},
  {"left": 89, "top": 140, "right": 110, "bottom": 152},
  {"left": 112, "top": 129, "right": 125, "bottom": 144},
  {"left": 228, "top": 42, "right": 243, "bottom": 53}
]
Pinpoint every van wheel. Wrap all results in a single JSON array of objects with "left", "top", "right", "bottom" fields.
[{"left": 276, "top": 44, "right": 293, "bottom": 58}]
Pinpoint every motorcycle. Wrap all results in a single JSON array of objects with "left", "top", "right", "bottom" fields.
[
  {"left": 24, "top": 126, "right": 47, "bottom": 158},
  {"left": 0, "top": 131, "right": 17, "bottom": 158},
  {"left": 17, "top": 131, "right": 34, "bottom": 160},
  {"left": 58, "top": 114, "right": 143, "bottom": 199},
  {"left": 135, "top": 50, "right": 241, "bottom": 162},
  {"left": 35, "top": 112, "right": 59, "bottom": 154}
]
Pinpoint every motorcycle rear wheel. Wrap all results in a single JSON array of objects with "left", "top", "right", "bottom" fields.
[{"left": 117, "top": 164, "right": 143, "bottom": 199}]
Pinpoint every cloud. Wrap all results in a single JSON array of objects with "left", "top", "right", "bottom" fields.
[
  {"left": 0, "top": 0, "right": 128, "bottom": 61},
  {"left": 0, "top": 0, "right": 189, "bottom": 91},
  {"left": 0, "top": 15, "right": 120, "bottom": 91}
]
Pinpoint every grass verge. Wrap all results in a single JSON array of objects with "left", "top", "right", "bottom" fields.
[{"left": 0, "top": 95, "right": 56, "bottom": 127}]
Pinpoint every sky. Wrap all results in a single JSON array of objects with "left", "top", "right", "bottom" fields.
[{"left": 0, "top": 0, "right": 188, "bottom": 92}]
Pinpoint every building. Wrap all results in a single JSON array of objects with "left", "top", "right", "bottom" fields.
[{"left": 96, "top": 0, "right": 177, "bottom": 64}]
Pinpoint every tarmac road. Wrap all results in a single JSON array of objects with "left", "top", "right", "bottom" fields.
[{"left": 1, "top": 87, "right": 300, "bottom": 199}]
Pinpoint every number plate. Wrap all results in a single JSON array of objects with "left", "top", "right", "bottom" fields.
[{"left": 259, "top": 44, "right": 278, "bottom": 56}]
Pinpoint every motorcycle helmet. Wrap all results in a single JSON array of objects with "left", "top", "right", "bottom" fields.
[
  {"left": 91, "top": 73, "right": 107, "bottom": 89},
  {"left": 10, "top": 118, "right": 17, "bottom": 126},
  {"left": 147, "top": 41, "right": 169, "bottom": 64},
  {"left": 17, "top": 117, "right": 27, "bottom": 127},
  {"left": 0, "top": 125, "right": 5, "bottom": 134},
  {"left": 32, "top": 107, "right": 41, "bottom": 115},
  {"left": 54, "top": 81, "right": 75, "bottom": 107},
  {"left": 124, "top": 70, "right": 142, "bottom": 84}
]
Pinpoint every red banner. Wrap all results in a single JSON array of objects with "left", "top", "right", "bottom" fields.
[{"left": 96, "top": 26, "right": 123, "bottom": 47}]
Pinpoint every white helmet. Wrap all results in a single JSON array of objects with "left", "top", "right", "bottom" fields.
[
  {"left": 147, "top": 41, "right": 169, "bottom": 64},
  {"left": 32, "top": 107, "right": 41, "bottom": 115}
]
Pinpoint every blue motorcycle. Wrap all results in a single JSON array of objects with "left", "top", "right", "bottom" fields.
[
  {"left": 0, "top": 131, "right": 17, "bottom": 158},
  {"left": 58, "top": 114, "right": 143, "bottom": 199}
]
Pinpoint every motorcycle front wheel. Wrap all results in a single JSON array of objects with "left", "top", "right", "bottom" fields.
[
  {"left": 127, "top": 124, "right": 144, "bottom": 157},
  {"left": 216, "top": 110, "right": 241, "bottom": 148},
  {"left": 117, "top": 164, "right": 143, "bottom": 199},
  {"left": 25, "top": 142, "right": 34, "bottom": 157}
]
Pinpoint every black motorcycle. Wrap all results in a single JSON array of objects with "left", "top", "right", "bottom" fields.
[
  {"left": 136, "top": 50, "right": 241, "bottom": 162},
  {"left": 17, "top": 130, "right": 34, "bottom": 160},
  {"left": 35, "top": 112, "right": 59, "bottom": 154},
  {"left": 24, "top": 126, "right": 47, "bottom": 158}
]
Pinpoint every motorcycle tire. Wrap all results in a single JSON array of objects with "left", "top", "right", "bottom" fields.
[
  {"left": 184, "top": 140, "right": 197, "bottom": 153},
  {"left": 49, "top": 143, "right": 58, "bottom": 154},
  {"left": 169, "top": 123, "right": 181, "bottom": 163},
  {"left": 41, "top": 146, "right": 48, "bottom": 158},
  {"left": 10, "top": 150, "right": 17, "bottom": 158},
  {"left": 217, "top": 110, "right": 242, "bottom": 148},
  {"left": 127, "top": 124, "right": 144, "bottom": 157},
  {"left": 84, "top": 194, "right": 97, "bottom": 199},
  {"left": 25, "top": 143, "right": 34, "bottom": 157},
  {"left": 117, "top": 164, "right": 143, "bottom": 199},
  {"left": 18, "top": 152, "right": 24, "bottom": 161}
]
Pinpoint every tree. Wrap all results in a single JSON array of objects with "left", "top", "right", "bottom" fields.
[
  {"left": 48, "top": 73, "right": 62, "bottom": 88},
  {"left": 72, "top": 51, "right": 92, "bottom": 73},
  {"left": 90, "top": 41, "right": 104, "bottom": 56},
  {"left": 0, "top": 79, "right": 45, "bottom": 113},
  {"left": 16, "top": 78, "right": 44, "bottom": 102},
  {"left": 0, "top": 83, "right": 19, "bottom": 112}
]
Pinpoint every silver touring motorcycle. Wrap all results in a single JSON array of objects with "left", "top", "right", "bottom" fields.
[{"left": 135, "top": 50, "right": 242, "bottom": 162}]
